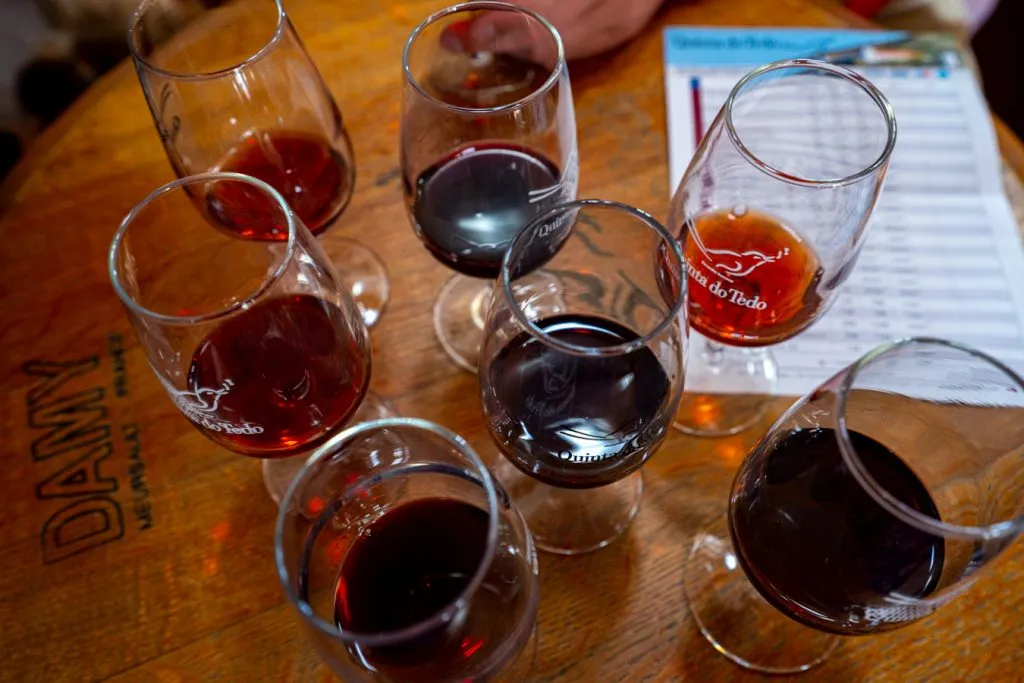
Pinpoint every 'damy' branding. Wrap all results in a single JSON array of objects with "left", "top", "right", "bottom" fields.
[{"left": 23, "top": 336, "right": 153, "bottom": 564}]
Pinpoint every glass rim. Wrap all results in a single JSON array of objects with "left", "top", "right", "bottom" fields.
[
  {"left": 108, "top": 171, "right": 297, "bottom": 326},
  {"left": 724, "top": 58, "right": 898, "bottom": 188},
  {"left": 401, "top": 0, "right": 566, "bottom": 115},
  {"left": 500, "top": 199, "right": 687, "bottom": 358},
  {"left": 835, "top": 337, "right": 1024, "bottom": 542},
  {"left": 127, "top": 0, "right": 286, "bottom": 81},
  {"left": 273, "top": 417, "right": 502, "bottom": 648}
]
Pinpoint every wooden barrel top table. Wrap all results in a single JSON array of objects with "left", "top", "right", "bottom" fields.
[{"left": 2, "top": 0, "right": 1022, "bottom": 680}]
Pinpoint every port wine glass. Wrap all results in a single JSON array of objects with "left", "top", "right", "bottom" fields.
[
  {"left": 685, "top": 338, "right": 1024, "bottom": 673},
  {"left": 480, "top": 200, "right": 687, "bottom": 554},
  {"left": 129, "top": 0, "right": 389, "bottom": 327},
  {"left": 276, "top": 417, "right": 539, "bottom": 681},
  {"left": 401, "top": 1, "right": 578, "bottom": 372},
  {"left": 668, "top": 59, "right": 896, "bottom": 435},
  {"left": 109, "top": 172, "right": 391, "bottom": 503}
]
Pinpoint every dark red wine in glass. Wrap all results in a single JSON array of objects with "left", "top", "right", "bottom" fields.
[
  {"left": 730, "top": 427, "right": 945, "bottom": 634},
  {"left": 485, "top": 314, "right": 671, "bottom": 488},
  {"left": 405, "top": 142, "right": 564, "bottom": 279},
  {"left": 208, "top": 129, "right": 352, "bottom": 239},
  {"left": 185, "top": 293, "right": 369, "bottom": 457},
  {"left": 333, "top": 498, "right": 490, "bottom": 670}
]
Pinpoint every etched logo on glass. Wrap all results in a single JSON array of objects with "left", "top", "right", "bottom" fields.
[
  {"left": 168, "top": 379, "right": 265, "bottom": 435},
  {"left": 690, "top": 227, "right": 789, "bottom": 284}
]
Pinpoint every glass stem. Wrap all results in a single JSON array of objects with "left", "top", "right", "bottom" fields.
[{"left": 703, "top": 339, "right": 727, "bottom": 368}]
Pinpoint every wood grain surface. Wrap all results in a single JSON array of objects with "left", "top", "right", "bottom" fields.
[{"left": 2, "top": 0, "right": 1022, "bottom": 681}]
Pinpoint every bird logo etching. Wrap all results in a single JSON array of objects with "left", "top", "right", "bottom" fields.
[
  {"left": 689, "top": 226, "right": 788, "bottom": 284},
  {"left": 170, "top": 379, "right": 234, "bottom": 415}
]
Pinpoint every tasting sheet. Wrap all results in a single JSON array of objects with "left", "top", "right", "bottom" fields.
[{"left": 664, "top": 28, "right": 1024, "bottom": 397}]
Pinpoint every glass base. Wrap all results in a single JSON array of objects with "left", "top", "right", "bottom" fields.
[
  {"left": 318, "top": 235, "right": 390, "bottom": 329},
  {"left": 261, "top": 391, "right": 399, "bottom": 505},
  {"left": 433, "top": 274, "right": 492, "bottom": 374},
  {"left": 491, "top": 458, "right": 643, "bottom": 555},
  {"left": 674, "top": 343, "right": 777, "bottom": 437},
  {"left": 683, "top": 520, "right": 838, "bottom": 674},
  {"left": 496, "top": 618, "right": 539, "bottom": 682}
]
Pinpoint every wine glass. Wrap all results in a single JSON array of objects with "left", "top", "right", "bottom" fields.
[
  {"left": 685, "top": 338, "right": 1024, "bottom": 673},
  {"left": 128, "top": 0, "right": 389, "bottom": 327},
  {"left": 108, "top": 172, "right": 393, "bottom": 503},
  {"left": 275, "top": 417, "right": 539, "bottom": 681},
  {"left": 479, "top": 199, "right": 687, "bottom": 554},
  {"left": 668, "top": 59, "right": 897, "bottom": 435},
  {"left": 401, "top": 1, "right": 578, "bottom": 372}
]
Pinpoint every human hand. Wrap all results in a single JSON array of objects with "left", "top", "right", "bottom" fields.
[{"left": 443, "top": 0, "right": 666, "bottom": 62}]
